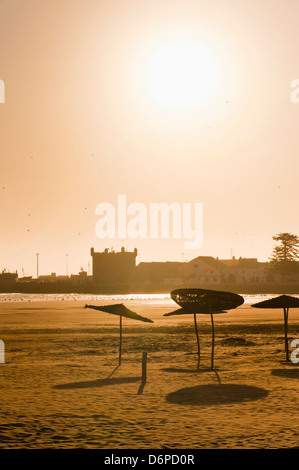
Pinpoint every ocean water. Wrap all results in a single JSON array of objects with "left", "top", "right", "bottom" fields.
[{"left": 0, "top": 292, "right": 292, "bottom": 303}]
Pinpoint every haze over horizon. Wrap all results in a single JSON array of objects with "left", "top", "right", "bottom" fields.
[{"left": 1, "top": 0, "right": 299, "bottom": 277}]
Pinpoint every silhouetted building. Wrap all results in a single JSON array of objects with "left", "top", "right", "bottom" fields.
[
  {"left": 178, "top": 256, "right": 229, "bottom": 284},
  {"left": 70, "top": 269, "right": 90, "bottom": 284},
  {"left": 91, "top": 247, "right": 137, "bottom": 283},
  {"left": 220, "top": 256, "right": 260, "bottom": 268},
  {"left": 0, "top": 270, "right": 18, "bottom": 283},
  {"left": 37, "top": 273, "right": 69, "bottom": 282},
  {"left": 135, "top": 262, "right": 184, "bottom": 284},
  {"left": 178, "top": 256, "right": 283, "bottom": 284},
  {"left": 18, "top": 276, "right": 33, "bottom": 282}
]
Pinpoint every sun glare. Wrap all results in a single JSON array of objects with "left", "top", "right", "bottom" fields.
[{"left": 144, "top": 39, "right": 219, "bottom": 111}]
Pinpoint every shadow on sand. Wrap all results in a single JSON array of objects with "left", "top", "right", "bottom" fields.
[
  {"left": 53, "top": 361, "right": 148, "bottom": 394},
  {"left": 161, "top": 367, "right": 208, "bottom": 374},
  {"left": 166, "top": 383, "right": 268, "bottom": 406},
  {"left": 53, "top": 376, "right": 141, "bottom": 390},
  {"left": 160, "top": 368, "right": 222, "bottom": 384},
  {"left": 271, "top": 368, "right": 299, "bottom": 379}
]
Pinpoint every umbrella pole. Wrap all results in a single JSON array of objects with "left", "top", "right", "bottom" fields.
[
  {"left": 193, "top": 313, "right": 200, "bottom": 370},
  {"left": 119, "top": 315, "right": 122, "bottom": 366},
  {"left": 211, "top": 313, "right": 215, "bottom": 370},
  {"left": 283, "top": 308, "right": 289, "bottom": 362}
]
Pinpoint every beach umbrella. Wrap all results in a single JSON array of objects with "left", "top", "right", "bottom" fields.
[
  {"left": 251, "top": 295, "right": 299, "bottom": 362},
  {"left": 85, "top": 303, "right": 153, "bottom": 365},
  {"left": 164, "top": 288, "right": 244, "bottom": 370}
]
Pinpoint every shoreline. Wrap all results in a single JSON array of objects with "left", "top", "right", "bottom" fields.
[
  {"left": 1, "top": 297, "right": 299, "bottom": 325},
  {"left": 1, "top": 282, "right": 299, "bottom": 295}
]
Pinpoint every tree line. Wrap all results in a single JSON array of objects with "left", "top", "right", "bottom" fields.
[{"left": 270, "top": 232, "right": 299, "bottom": 274}]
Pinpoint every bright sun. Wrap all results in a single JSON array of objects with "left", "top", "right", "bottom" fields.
[{"left": 144, "top": 39, "right": 219, "bottom": 111}]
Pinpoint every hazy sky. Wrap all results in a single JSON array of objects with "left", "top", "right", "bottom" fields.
[{"left": 1, "top": 0, "right": 299, "bottom": 276}]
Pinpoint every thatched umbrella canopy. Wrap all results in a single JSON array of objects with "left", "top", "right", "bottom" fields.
[
  {"left": 170, "top": 288, "right": 243, "bottom": 313},
  {"left": 85, "top": 303, "right": 153, "bottom": 365},
  {"left": 164, "top": 288, "right": 244, "bottom": 370},
  {"left": 251, "top": 295, "right": 299, "bottom": 362}
]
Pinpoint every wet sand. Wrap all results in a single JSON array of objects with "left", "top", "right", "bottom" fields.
[{"left": 0, "top": 299, "right": 299, "bottom": 448}]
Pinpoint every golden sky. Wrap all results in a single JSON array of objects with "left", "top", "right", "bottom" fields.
[{"left": 0, "top": 0, "right": 299, "bottom": 276}]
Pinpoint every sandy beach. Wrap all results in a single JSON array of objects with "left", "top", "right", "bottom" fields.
[{"left": 0, "top": 296, "right": 299, "bottom": 449}]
